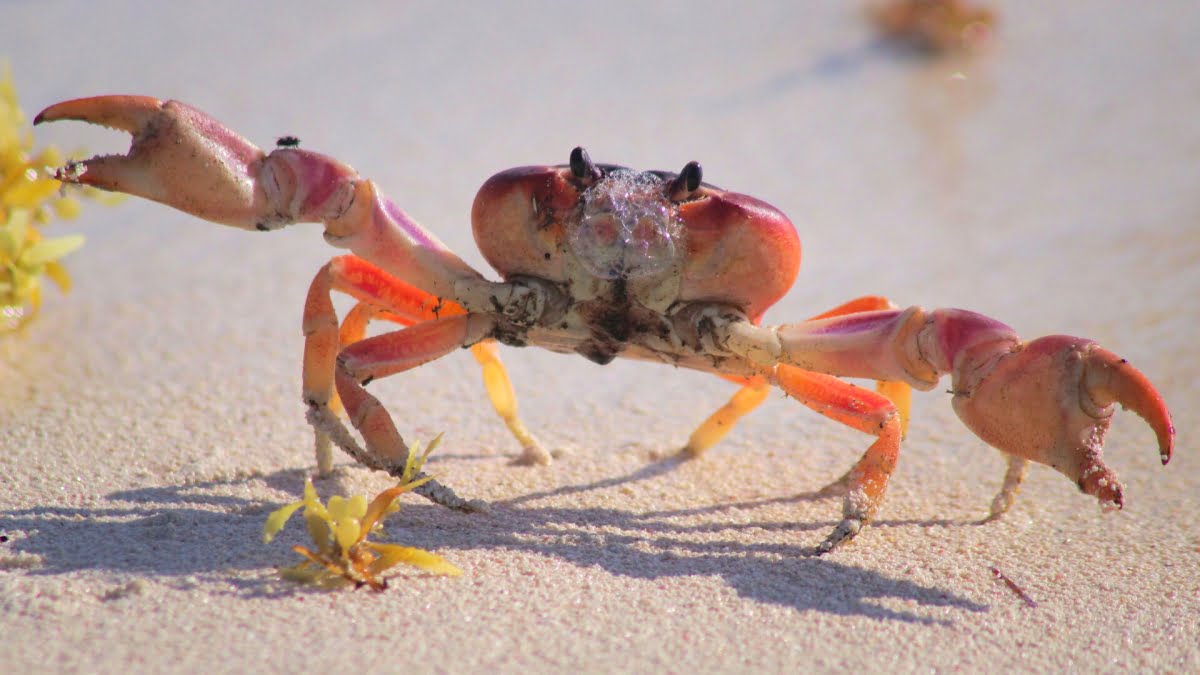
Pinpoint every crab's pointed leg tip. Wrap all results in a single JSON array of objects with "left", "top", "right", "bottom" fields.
[{"left": 33, "top": 95, "right": 164, "bottom": 132}]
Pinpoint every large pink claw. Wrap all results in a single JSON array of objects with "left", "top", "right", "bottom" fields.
[
  {"left": 952, "top": 335, "right": 1175, "bottom": 508},
  {"left": 37, "top": 95, "right": 305, "bottom": 231},
  {"left": 36, "top": 94, "right": 484, "bottom": 303}
]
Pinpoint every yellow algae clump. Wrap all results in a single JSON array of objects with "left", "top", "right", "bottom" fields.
[{"left": 263, "top": 435, "right": 463, "bottom": 591}]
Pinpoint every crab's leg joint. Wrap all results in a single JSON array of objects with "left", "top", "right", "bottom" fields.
[
  {"left": 325, "top": 314, "right": 493, "bottom": 512},
  {"left": 775, "top": 366, "right": 904, "bottom": 554}
]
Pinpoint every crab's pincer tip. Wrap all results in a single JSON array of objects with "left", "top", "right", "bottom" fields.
[
  {"left": 1161, "top": 420, "right": 1175, "bottom": 466},
  {"left": 32, "top": 95, "right": 165, "bottom": 133},
  {"left": 50, "top": 159, "right": 87, "bottom": 184}
]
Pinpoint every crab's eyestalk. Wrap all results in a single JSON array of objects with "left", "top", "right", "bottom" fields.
[
  {"left": 669, "top": 161, "right": 702, "bottom": 201},
  {"left": 569, "top": 146, "right": 601, "bottom": 185}
]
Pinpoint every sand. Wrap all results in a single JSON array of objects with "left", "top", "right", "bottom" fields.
[{"left": 2, "top": 2, "right": 1197, "bottom": 672}]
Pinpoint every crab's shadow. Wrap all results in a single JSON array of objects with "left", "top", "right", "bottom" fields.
[{"left": 1, "top": 455, "right": 985, "bottom": 622}]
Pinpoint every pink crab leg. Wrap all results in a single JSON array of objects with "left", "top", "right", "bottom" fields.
[
  {"left": 34, "top": 96, "right": 491, "bottom": 303},
  {"left": 806, "top": 295, "right": 913, "bottom": 434},
  {"left": 984, "top": 454, "right": 1031, "bottom": 522},
  {"left": 764, "top": 307, "right": 1174, "bottom": 513},
  {"left": 774, "top": 365, "right": 903, "bottom": 553}
]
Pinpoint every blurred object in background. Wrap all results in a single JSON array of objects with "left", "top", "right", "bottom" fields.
[
  {"left": 870, "top": 0, "right": 996, "bottom": 53},
  {"left": 0, "top": 64, "right": 109, "bottom": 333}
]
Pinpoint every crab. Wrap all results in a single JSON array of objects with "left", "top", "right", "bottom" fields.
[{"left": 34, "top": 95, "right": 1174, "bottom": 553}]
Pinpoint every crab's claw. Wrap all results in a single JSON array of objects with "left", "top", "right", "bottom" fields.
[
  {"left": 35, "top": 96, "right": 280, "bottom": 230},
  {"left": 952, "top": 335, "right": 1174, "bottom": 509}
]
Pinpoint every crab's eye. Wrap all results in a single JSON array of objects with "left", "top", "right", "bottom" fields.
[
  {"left": 669, "top": 161, "right": 702, "bottom": 201},
  {"left": 568, "top": 170, "right": 682, "bottom": 280},
  {"left": 569, "top": 146, "right": 601, "bottom": 185}
]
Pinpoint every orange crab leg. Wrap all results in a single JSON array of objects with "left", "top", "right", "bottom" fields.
[
  {"left": 774, "top": 365, "right": 903, "bottom": 553},
  {"left": 331, "top": 316, "right": 484, "bottom": 460},
  {"left": 681, "top": 375, "right": 772, "bottom": 457},
  {"left": 304, "top": 255, "right": 546, "bottom": 472},
  {"left": 316, "top": 314, "right": 490, "bottom": 511},
  {"left": 468, "top": 340, "right": 548, "bottom": 465},
  {"left": 806, "top": 295, "right": 912, "bottom": 434},
  {"left": 342, "top": 302, "right": 548, "bottom": 465},
  {"left": 302, "top": 255, "right": 445, "bottom": 481},
  {"left": 683, "top": 296, "right": 911, "bottom": 458},
  {"left": 806, "top": 295, "right": 897, "bottom": 320},
  {"left": 304, "top": 255, "right": 456, "bottom": 417},
  {"left": 325, "top": 255, "right": 467, "bottom": 323}
]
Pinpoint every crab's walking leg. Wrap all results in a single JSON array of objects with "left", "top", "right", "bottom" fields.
[
  {"left": 331, "top": 314, "right": 493, "bottom": 511},
  {"left": 303, "top": 257, "right": 491, "bottom": 508},
  {"left": 303, "top": 256, "right": 541, "bottom": 503},
  {"left": 683, "top": 296, "right": 913, "bottom": 459},
  {"left": 775, "top": 366, "right": 902, "bottom": 553},
  {"left": 314, "top": 256, "right": 549, "bottom": 467},
  {"left": 985, "top": 454, "right": 1030, "bottom": 521},
  {"left": 343, "top": 306, "right": 547, "bottom": 466},
  {"left": 303, "top": 255, "right": 463, "bottom": 476},
  {"left": 681, "top": 375, "right": 771, "bottom": 458},
  {"left": 807, "top": 296, "right": 913, "bottom": 434},
  {"left": 305, "top": 299, "right": 381, "bottom": 476},
  {"left": 469, "top": 341, "right": 550, "bottom": 465}
]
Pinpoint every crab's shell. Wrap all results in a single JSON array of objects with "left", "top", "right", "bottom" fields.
[{"left": 471, "top": 165, "right": 801, "bottom": 321}]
